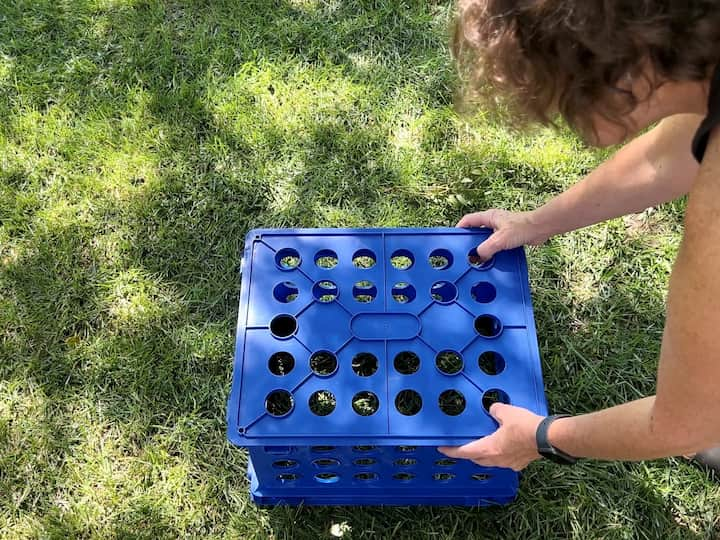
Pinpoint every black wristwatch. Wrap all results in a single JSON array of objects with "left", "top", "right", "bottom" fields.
[{"left": 535, "top": 414, "right": 578, "bottom": 465}]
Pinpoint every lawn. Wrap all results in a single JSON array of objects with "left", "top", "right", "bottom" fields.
[{"left": 0, "top": 0, "right": 718, "bottom": 538}]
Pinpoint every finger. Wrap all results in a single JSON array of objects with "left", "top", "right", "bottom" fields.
[
  {"left": 456, "top": 210, "right": 493, "bottom": 229},
  {"left": 437, "top": 446, "right": 465, "bottom": 458},
  {"left": 438, "top": 443, "right": 481, "bottom": 460},
  {"left": 456, "top": 215, "right": 470, "bottom": 228},
  {"left": 439, "top": 437, "right": 492, "bottom": 460},
  {"left": 474, "top": 233, "right": 504, "bottom": 261}
]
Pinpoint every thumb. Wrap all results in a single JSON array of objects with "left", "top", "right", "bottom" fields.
[
  {"left": 474, "top": 233, "right": 504, "bottom": 262},
  {"left": 488, "top": 402, "right": 510, "bottom": 425}
]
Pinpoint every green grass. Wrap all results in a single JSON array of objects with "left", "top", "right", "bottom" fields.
[{"left": 0, "top": 0, "right": 718, "bottom": 538}]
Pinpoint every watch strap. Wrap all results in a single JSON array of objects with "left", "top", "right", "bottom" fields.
[{"left": 536, "top": 414, "right": 578, "bottom": 465}]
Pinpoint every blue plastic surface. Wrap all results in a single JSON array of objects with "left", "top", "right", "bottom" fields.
[{"left": 227, "top": 228, "right": 548, "bottom": 506}]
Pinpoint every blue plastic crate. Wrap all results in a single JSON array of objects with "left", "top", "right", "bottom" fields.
[{"left": 227, "top": 227, "right": 548, "bottom": 506}]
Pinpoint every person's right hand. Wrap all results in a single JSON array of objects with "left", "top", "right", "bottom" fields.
[{"left": 457, "top": 209, "right": 548, "bottom": 262}]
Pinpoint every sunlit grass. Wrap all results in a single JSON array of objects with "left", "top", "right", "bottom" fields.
[{"left": 0, "top": 0, "right": 717, "bottom": 538}]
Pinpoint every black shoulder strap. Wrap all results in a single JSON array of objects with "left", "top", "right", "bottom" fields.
[{"left": 692, "top": 63, "right": 720, "bottom": 163}]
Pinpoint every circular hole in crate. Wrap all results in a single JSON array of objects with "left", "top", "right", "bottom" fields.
[
  {"left": 479, "top": 351, "right": 506, "bottom": 375},
  {"left": 394, "top": 351, "right": 420, "bottom": 375},
  {"left": 482, "top": 388, "right": 511, "bottom": 412},
  {"left": 395, "top": 389, "right": 422, "bottom": 416},
  {"left": 467, "top": 247, "right": 494, "bottom": 270},
  {"left": 354, "top": 472, "right": 379, "bottom": 482},
  {"left": 471, "top": 282, "right": 497, "bottom": 303},
  {"left": 352, "top": 445, "right": 377, "bottom": 453},
  {"left": 314, "top": 472, "right": 340, "bottom": 484},
  {"left": 433, "top": 472, "right": 456, "bottom": 482},
  {"left": 435, "top": 459, "right": 457, "bottom": 467},
  {"left": 429, "top": 248, "right": 453, "bottom": 270},
  {"left": 272, "top": 460, "right": 299, "bottom": 469},
  {"left": 268, "top": 352, "right": 295, "bottom": 376},
  {"left": 394, "top": 458, "right": 417, "bottom": 467},
  {"left": 353, "top": 280, "right": 377, "bottom": 303},
  {"left": 275, "top": 248, "right": 301, "bottom": 270},
  {"left": 352, "top": 391, "right": 379, "bottom": 416},
  {"left": 393, "top": 472, "right": 415, "bottom": 482},
  {"left": 353, "top": 457, "right": 377, "bottom": 466},
  {"left": 435, "top": 351, "right": 464, "bottom": 376},
  {"left": 312, "top": 280, "right": 338, "bottom": 303},
  {"left": 310, "top": 351, "right": 338, "bottom": 377},
  {"left": 312, "top": 458, "right": 341, "bottom": 468},
  {"left": 390, "top": 249, "right": 414, "bottom": 270},
  {"left": 431, "top": 281, "right": 457, "bottom": 304},
  {"left": 474, "top": 314, "right": 503, "bottom": 338},
  {"left": 308, "top": 390, "right": 336, "bottom": 416},
  {"left": 352, "top": 249, "right": 377, "bottom": 269},
  {"left": 439, "top": 390, "right": 466, "bottom": 416},
  {"left": 276, "top": 473, "right": 300, "bottom": 482},
  {"left": 352, "top": 352, "right": 379, "bottom": 377},
  {"left": 472, "top": 473, "right": 492, "bottom": 482},
  {"left": 311, "top": 446, "right": 336, "bottom": 453},
  {"left": 273, "top": 281, "right": 299, "bottom": 303},
  {"left": 265, "top": 390, "right": 294, "bottom": 417},
  {"left": 270, "top": 314, "right": 298, "bottom": 339},
  {"left": 314, "top": 249, "right": 338, "bottom": 269},
  {"left": 391, "top": 282, "right": 416, "bottom": 303},
  {"left": 396, "top": 446, "right": 417, "bottom": 453}
]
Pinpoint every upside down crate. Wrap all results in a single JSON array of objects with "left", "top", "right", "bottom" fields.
[{"left": 227, "top": 227, "right": 548, "bottom": 506}]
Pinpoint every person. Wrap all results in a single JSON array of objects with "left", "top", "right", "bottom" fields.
[{"left": 438, "top": 0, "right": 720, "bottom": 474}]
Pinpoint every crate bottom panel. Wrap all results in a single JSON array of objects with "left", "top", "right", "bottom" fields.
[
  {"left": 250, "top": 492, "right": 516, "bottom": 507},
  {"left": 248, "top": 457, "right": 517, "bottom": 507},
  {"left": 249, "top": 446, "right": 516, "bottom": 487}
]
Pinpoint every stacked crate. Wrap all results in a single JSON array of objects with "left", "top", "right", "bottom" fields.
[{"left": 227, "top": 228, "right": 547, "bottom": 506}]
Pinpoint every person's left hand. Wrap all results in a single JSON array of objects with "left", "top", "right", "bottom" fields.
[{"left": 438, "top": 403, "right": 545, "bottom": 471}]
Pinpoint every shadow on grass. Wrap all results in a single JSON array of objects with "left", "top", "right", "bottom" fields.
[{"left": 0, "top": 0, "right": 711, "bottom": 538}]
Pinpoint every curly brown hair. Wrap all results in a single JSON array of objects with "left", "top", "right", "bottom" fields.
[{"left": 453, "top": 0, "right": 720, "bottom": 137}]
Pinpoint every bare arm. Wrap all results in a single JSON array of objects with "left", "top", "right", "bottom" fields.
[
  {"left": 442, "top": 125, "right": 720, "bottom": 468},
  {"left": 460, "top": 114, "right": 703, "bottom": 260},
  {"left": 532, "top": 113, "right": 703, "bottom": 238},
  {"left": 548, "top": 126, "right": 720, "bottom": 459}
]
